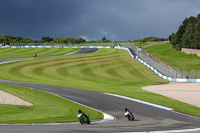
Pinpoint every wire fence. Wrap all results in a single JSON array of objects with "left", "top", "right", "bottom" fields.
[
  {"left": 177, "top": 69, "right": 200, "bottom": 79},
  {"left": 120, "top": 43, "right": 200, "bottom": 79}
]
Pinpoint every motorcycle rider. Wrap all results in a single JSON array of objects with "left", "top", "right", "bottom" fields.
[
  {"left": 124, "top": 107, "right": 134, "bottom": 121},
  {"left": 125, "top": 107, "right": 133, "bottom": 114},
  {"left": 78, "top": 109, "right": 82, "bottom": 114},
  {"left": 125, "top": 107, "right": 130, "bottom": 112},
  {"left": 34, "top": 53, "right": 37, "bottom": 57},
  {"left": 78, "top": 109, "right": 88, "bottom": 119}
]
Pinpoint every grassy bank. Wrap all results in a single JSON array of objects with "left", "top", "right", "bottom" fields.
[
  {"left": 0, "top": 84, "right": 103, "bottom": 124},
  {"left": 113, "top": 42, "right": 151, "bottom": 47},
  {"left": 0, "top": 48, "right": 79, "bottom": 59},
  {"left": 132, "top": 42, "right": 151, "bottom": 47},
  {"left": 143, "top": 43, "right": 200, "bottom": 70},
  {"left": 0, "top": 48, "right": 199, "bottom": 117}
]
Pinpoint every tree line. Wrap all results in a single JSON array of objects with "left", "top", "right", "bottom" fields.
[
  {"left": 0, "top": 35, "right": 168, "bottom": 46},
  {"left": 0, "top": 36, "right": 88, "bottom": 45},
  {"left": 133, "top": 36, "right": 167, "bottom": 42},
  {"left": 170, "top": 14, "right": 200, "bottom": 50},
  {"left": 0, "top": 35, "right": 115, "bottom": 45}
]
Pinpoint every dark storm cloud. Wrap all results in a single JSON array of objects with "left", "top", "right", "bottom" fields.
[{"left": 0, "top": 0, "right": 200, "bottom": 41}]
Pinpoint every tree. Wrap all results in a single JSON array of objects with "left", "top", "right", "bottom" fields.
[
  {"left": 102, "top": 36, "right": 106, "bottom": 42},
  {"left": 23, "top": 38, "right": 34, "bottom": 43},
  {"left": 171, "top": 13, "right": 200, "bottom": 50},
  {"left": 41, "top": 36, "right": 54, "bottom": 42},
  {"left": 169, "top": 35, "right": 172, "bottom": 41},
  {"left": 65, "top": 37, "right": 76, "bottom": 44},
  {"left": 193, "top": 21, "right": 200, "bottom": 49},
  {"left": 75, "top": 38, "right": 86, "bottom": 43}
]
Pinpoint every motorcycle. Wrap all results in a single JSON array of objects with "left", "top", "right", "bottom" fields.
[
  {"left": 77, "top": 112, "right": 90, "bottom": 124},
  {"left": 124, "top": 108, "right": 134, "bottom": 121},
  {"left": 34, "top": 53, "right": 37, "bottom": 57}
]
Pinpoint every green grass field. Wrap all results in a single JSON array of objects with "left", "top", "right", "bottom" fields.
[
  {"left": 0, "top": 48, "right": 79, "bottom": 59},
  {"left": 113, "top": 42, "right": 151, "bottom": 47},
  {"left": 0, "top": 84, "right": 103, "bottom": 124},
  {"left": 0, "top": 48, "right": 199, "bottom": 118},
  {"left": 143, "top": 43, "right": 200, "bottom": 70},
  {"left": 132, "top": 42, "right": 151, "bottom": 47}
]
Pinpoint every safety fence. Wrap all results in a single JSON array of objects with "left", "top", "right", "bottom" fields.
[
  {"left": 119, "top": 43, "right": 177, "bottom": 78},
  {"left": 114, "top": 46, "right": 200, "bottom": 82},
  {"left": 118, "top": 43, "right": 200, "bottom": 80},
  {"left": 177, "top": 69, "right": 200, "bottom": 79}
]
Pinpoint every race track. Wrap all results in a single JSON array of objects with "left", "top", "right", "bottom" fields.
[{"left": 0, "top": 48, "right": 199, "bottom": 133}]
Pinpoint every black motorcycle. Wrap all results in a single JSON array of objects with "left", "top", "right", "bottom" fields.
[{"left": 124, "top": 108, "right": 134, "bottom": 121}]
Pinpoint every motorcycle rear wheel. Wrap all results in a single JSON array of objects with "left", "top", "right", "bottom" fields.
[
  {"left": 128, "top": 115, "right": 134, "bottom": 121},
  {"left": 128, "top": 115, "right": 132, "bottom": 121},
  {"left": 132, "top": 115, "right": 134, "bottom": 121},
  {"left": 87, "top": 118, "right": 90, "bottom": 124}
]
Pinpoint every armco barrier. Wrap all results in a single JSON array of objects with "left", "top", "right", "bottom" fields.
[{"left": 114, "top": 46, "right": 200, "bottom": 82}]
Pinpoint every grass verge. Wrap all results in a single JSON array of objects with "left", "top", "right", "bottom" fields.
[
  {"left": 0, "top": 84, "right": 103, "bottom": 124},
  {"left": 132, "top": 42, "right": 151, "bottom": 47},
  {"left": 0, "top": 48, "right": 79, "bottom": 59}
]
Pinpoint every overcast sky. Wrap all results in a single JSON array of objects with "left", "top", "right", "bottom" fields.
[{"left": 0, "top": 0, "right": 200, "bottom": 41}]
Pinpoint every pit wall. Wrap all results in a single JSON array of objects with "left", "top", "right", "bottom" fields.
[
  {"left": 182, "top": 48, "right": 200, "bottom": 57},
  {"left": 115, "top": 46, "right": 200, "bottom": 82}
]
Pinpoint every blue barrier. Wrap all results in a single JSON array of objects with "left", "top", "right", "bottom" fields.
[{"left": 186, "top": 79, "right": 197, "bottom": 82}]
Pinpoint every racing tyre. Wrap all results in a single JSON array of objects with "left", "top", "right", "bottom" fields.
[{"left": 80, "top": 119, "right": 84, "bottom": 124}]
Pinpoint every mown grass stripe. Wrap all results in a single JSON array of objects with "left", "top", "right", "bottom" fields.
[{"left": 0, "top": 48, "right": 79, "bottom": 59}]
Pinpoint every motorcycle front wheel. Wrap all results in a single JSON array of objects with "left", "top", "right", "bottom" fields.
[{"left": 80, "top": 119, "right": 84, "bottom": 124}]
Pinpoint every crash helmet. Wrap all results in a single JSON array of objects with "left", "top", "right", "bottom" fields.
[
  {"left": 125, "top": 107, "right": 128, "bottom": 111},
  {"left": 78, "top": 109, "right": 82, "bottom": 113}
]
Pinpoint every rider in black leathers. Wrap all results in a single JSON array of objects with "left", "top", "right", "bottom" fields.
[{"left": 124, "top": 107, "right": 134, "bottom": 119}]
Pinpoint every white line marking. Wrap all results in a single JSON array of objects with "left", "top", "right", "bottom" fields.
[
  {"left": 64, "top": 50, "right": 80, "bottom": 55},
  {"left": 120, "top": 128, "right": 200, "bottom": 133},
  {"left": 104, "top": 93, "right": 173, "bottom": 111}
]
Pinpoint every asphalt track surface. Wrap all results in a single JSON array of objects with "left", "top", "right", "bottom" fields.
[{"left": 0, "top": 48, "right": 200, "bottom": 133}]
